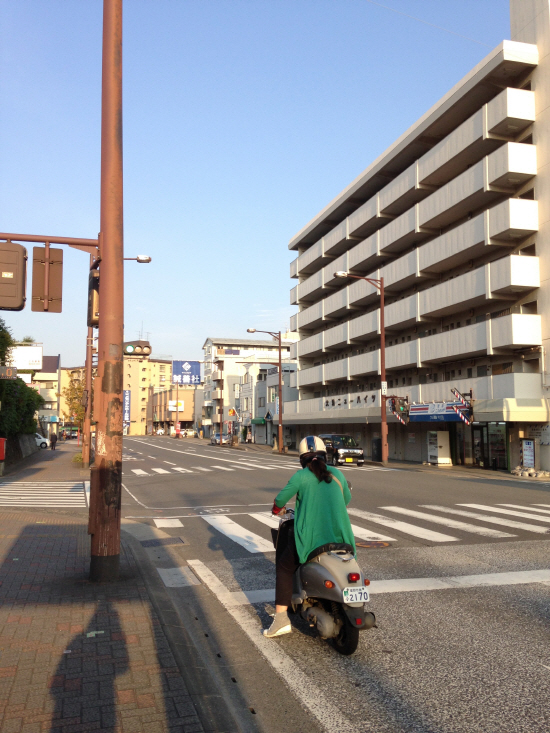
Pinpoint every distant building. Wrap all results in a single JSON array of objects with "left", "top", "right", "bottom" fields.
[
  {"left": 123, "top": 341, "right": 171, "bottom": 435},
  {"left": 35, "top": 355, "right": 61, "bottom": 436},
  {"left": 148, "top": 385, "right": 203, "bottom": 435}
]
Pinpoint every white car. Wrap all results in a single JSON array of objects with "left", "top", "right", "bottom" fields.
[
  {"left": 35, "top": 433, "right": 50, "bottom": 449},
  {"left": 210, "top": 433, "right": 230, "bottom": 445}
]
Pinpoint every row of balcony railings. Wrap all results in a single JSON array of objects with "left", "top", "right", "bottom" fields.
[
  {"left": 289, "top": 313, "right": 541, "bottom": 389},
  {"left": 291, "top": 143, "right": 537, "bottom": 307},
  {"left": 291, "top": 252, "right": 540, "bottom": 358},
  {"left": 290, "top": 87, "right": 536, "bottom": 280},
  {"left": 284, "top": 371, "right": 543, "bottom": 417}
]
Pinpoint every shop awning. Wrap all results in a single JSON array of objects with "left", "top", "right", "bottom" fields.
[{"left": 251, "top": 418, "right": 265, "bottom": 425}]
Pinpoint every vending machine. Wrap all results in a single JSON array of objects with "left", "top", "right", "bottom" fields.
[{"left": 427, "top": 431, "right": 452, "bottom": 465}]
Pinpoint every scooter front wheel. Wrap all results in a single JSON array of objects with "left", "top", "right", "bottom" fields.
[{"left": 332, "top": 612, "right": 360, "bottom": 655}]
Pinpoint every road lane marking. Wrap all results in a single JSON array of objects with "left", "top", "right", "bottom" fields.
[
  {"left": 164, "top": 461, "right": 177, "bottom": 465},
  {"left": 369, "top": 569, "right": 550, "bottom": 594},
  {"left": 131, "top": 469, "right": 149, "bottom": 476},
  {"left": 122, "top": 483, "right": 150, "bottom": 508},
  {"left": 231, "top": 465, "right": 255, "bottom": 470},
  {"left": 0, "top": 482, "right": 87, "bottom": 507},
  {"left": 348, "top": 508, "right": 458, "bottom": 542},
  {"left": 380, "top": 506, "right": 515, "bottom": 538},
  {"left": 249, "top": 512, "right": 280, "bottom": 529},
  {"left": 187, "top": 559, "right": 357, "bottom": 733},
  {"left": 152, "top": 468, "right": 170, "bottom": 474},
  {"left": 350, "top": 523, "right": 396, "bottom": 542},
  {"left": 192, "top": 467, "right": 212, "bottom": 472},
  {"left": 203, "top": 515, "right": 275, "bottom": 553},
  {"left": 500, "top": 504, "right": 550, "bottom": 515},
  {"left": 153, "top": 518, "right": 183, "bottom": 528},
  {"left": 422, "top": 505, "right": 550, "bottom": 534},
  {"left": 172, "top": 467, "right": 193, "bottom": 473},
  {"left": 533, "top": 504, "right": 550, "bottom": 508},
  {"left": 157, "top": 566, "right": 201, "bottom": 587},
  {"left": 211, "top": 466, "right": 234, "bottom": 472},
  {"left": 458, "top": 504, "right": 550, "bottom": 524}
]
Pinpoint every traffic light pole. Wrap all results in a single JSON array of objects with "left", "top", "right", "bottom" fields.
[
  {"left": 88, "top": 0, "right": 124, "bottom": 582},
  {"left": 82, "top": 254, "right": 95, "bottom": 469}
]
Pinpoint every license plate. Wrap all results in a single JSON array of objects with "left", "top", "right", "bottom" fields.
[
  {"left": 342, "top": 586, "right": 369, "bottom": 603},
  {"left": 345, "top": 457, "right": 353, "bottom": 462}
]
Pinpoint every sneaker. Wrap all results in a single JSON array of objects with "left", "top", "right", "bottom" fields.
[{"left": 263, "top": 611, "right": 292, "bottom": 637}]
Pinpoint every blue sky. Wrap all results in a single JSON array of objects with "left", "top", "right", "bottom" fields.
[{"left": 1, "top": 0, "right": 510, "bottom": 365}]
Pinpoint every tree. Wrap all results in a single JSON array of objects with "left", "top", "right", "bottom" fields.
[
  {"left": 61, "top": 377, "right": 85, "bottom": 429},
  {"left": 19, "top": 336, "right": 35, "bottom": 344},
  {"left": 0, "top": 317, "right": 14, "bottom": 366}
]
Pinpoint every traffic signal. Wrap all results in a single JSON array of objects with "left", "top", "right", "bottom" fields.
[
  {"left": 87, "top": 270, "right": 99, "bottom": 327},
  {"left": 396, "top": 398, "right": 409, "bottom": 414},
  {"left": 31, "top": 246, "right": 63, "bottom": 312},
  {"left": 0, "top": 241, "right": 27, "bottom": 310},
  {"left": 388, "top": 397, "right": 395, "bottom": 412}
]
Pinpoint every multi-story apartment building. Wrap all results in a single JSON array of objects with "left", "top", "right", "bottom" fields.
[
  {"left": 147, "top": 385, "right": 202, "bottom": 435},
  {"left": 286, "top": 7, "right": 550, "bottom": 471},
  {"left": 202, "top": 337, "right": 294, "bottom": 439},
  {"left": 35, "top": 355, "right": 61, "bottom": 437}
]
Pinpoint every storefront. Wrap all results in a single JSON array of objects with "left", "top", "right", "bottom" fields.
[{"left": 470, "top": 422, "right": 508, "bottom": 470}]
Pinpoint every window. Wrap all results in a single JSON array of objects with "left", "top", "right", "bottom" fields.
[
  {"left": 477, "top": 365, "right": 488, "bottom": 377},
  {"left": 467, "top": 368, "right": 473, "bottom": 378},
  {"left": 268, "top": 387, "right": 277, "bottom": 402},
  {"left": 160, "top": 376, "right": 166, "bottom": 382},
  {"left": 46, "top": 382, "right": 54, "bottom": 389},
  {"left": 258, "top": 397, "right": 265, "bottom": 407},
  {"left": 160, "top": 365, "right": 165, "bottom": 372}
]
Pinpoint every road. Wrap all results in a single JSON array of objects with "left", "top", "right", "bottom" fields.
[
  {"left": 4, "top": 436, "right": 549, "bottom": 732},
  {"left": 114, "top": 436, "right": 550, "bottom": 733}
]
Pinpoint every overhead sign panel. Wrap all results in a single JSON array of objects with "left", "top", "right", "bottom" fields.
[
  {"left": 172, "top": 360, "right": 201, "bottom": 385},
  {"left": 408, "top": 402, "right": 470, "bottom": 423},
  {"left": 8, "top": 344, "right": 43, "bottom": 370}
]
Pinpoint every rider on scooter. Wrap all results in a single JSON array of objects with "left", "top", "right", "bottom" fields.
[{"left": 263, "top": 435, "right": 355, "bottom": 637}]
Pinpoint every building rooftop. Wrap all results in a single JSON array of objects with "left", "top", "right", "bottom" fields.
[
  {"left": 203, "top": 337, "right": 286, "bottom": 348},
  {"left": 38, "top": 355, "right": 60, "bottom": 373}
]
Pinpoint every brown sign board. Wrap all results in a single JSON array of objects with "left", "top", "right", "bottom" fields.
[
  {"left": 31, "top": 246, "right": 63, "bottom": 312},
  {"left": 0, "top": 366, "right": 17, "bottom": 380},
  {"left": 0, "top": 241, "right": 27, "bottom": 311}
]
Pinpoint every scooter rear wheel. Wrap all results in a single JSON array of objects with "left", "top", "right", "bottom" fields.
[{"left": 332, "top": 614, "right": 360, "bottom": 655}]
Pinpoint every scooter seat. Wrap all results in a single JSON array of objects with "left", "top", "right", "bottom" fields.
[{"left": 306, "top": 543, "right": 355, "bottom": 562}]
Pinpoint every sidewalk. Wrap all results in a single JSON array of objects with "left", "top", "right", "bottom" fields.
[
  {"left": 0, "top": 449, "right": 238, "bottom": 733},
  {"left": 2, "top": 440, "right": 87, "bottom": 482}
]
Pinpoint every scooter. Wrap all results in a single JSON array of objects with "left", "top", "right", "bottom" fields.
[{"left": 274, "top": 509, "right": 376, "bottom": 655}]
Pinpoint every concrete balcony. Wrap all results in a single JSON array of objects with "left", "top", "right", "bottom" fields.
[
  {"left": 418, "top": 88, "right": 535, "bottom": 188},
  {"left": 297, "top": 364, "right": 324, "bottom": 388},
  {"left": 349, "top": 310, "right": 379, "bottom": 342},
  {"left": 385, "top": 294, "right": 418, "bottom": 330},
  {"left": 379, "top": 207, "right": 430, "bottom": 255},
  {"left": 386, "top": 340, "right": 419, "bottom": 369},
  {"left": 418, "top": 198, "right": 538, "bottom": 274},
  {"left": 347, "top": 272, "right": 380, "bottom": 309},
  {"left": 348, "top": 231, "right": 389, "bottom": 273},
  {"left": 490, "top": 254, "right": 540, "bottom": 294},
  {"left": 290, "top": 371, "right": 297, "bottom": 389},
  {"left": 293, "top": 252, "right": 350, "bottom": 306},
  {"left": 324, "top": 359, "right": 349, "bottom": 383},
  {"left": 296, "top": 332, "right": 324, "bottom": 358},
  {"left": 211, "top": 389, "right": 223, "bottom": 400},
  {"left": 323, "top": 221, "right": 349, "bottom": 257},
  {"left": 325, "top": 321, "right": 350, "bottom": 350},
  {"left": 349, "top": 350, "right": 380, "bottom": 377},
  {"left": 40, "top": 388, "right": 57, "bottom": 401},
  {"left": 290, "top": 284, "right": 298, "bottom": 305},
  {"left": 347, "top": 196, "right": 392, "bottom": 239},
  {"left": 491, "top": 313, "right": 541, "bottom": 349},
  {"left": 294, "top": 300, "right": 324, "bottom": 331},
  {"left": 418, "top": 143, "right": 536, "bottom": 230},
  {"left": 295, "top": 239, "right": 331, "bottom": 277},
  {"left": 324, "top": 286, "right": 353, "bottom": 319},
  {"left": 290, "top": 313, "right": 298, "bottom": 332},
  {"left": 420, "top": 322, "right": 488, "bottom": 363},
  {"left": 290, "top": 258, "right": 298, "bottom": 279},
  {"left": 211, "top": 370, "right": 222, "bottom": 381},
  {"left": 381, "top": 250, "right": 422, "bottom": 292}
]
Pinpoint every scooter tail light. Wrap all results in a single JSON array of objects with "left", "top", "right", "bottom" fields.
[
  {"left": 348, "top": 572, "right": 360, "bottom": 583},
  {"left": 355, "top": 618, "right": 362, "bottom": 626},
  {"left": 324, "top": 580, "right": 334, "bottom": 588},
  {"left": 364, "top": 579, "right": 370, "bottom": 586}
]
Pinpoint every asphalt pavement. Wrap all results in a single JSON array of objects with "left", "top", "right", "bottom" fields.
[{"left": 117, "top": 436, "right": 550, "bottom": 733}]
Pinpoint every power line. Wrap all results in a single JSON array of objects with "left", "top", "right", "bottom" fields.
[{"left": 364, "top": 0, "right": 492, "bottom": 48}]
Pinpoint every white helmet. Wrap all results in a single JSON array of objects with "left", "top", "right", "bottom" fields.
[{"left": 299, "top": 435, "right": 327, "bottom": 463}]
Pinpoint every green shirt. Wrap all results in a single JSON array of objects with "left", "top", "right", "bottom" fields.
[{"left": 275, "top": 465, "right": 355, "bottom": 563}]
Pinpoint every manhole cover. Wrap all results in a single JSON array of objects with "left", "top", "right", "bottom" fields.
[{"left": 356, "top": 541, "right": 390, "bottom": 549}]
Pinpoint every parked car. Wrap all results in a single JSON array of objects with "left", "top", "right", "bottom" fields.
[
  {"left": 35, "top": 433, "right": 50, "bottom": 449},
  {"left": 210, "top": 433, "right": 230, "bottom": 445},
  {"left": 319, "top": 434, "right": 365, "bottom": 466},
  {"left": 185, "top": 429, "right": 197, "bottom": 438}
]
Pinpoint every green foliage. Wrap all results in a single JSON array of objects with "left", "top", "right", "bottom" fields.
[
  {"left": 62, "top": 377, "right": 85, "bottom": 429},
  {"left": 0, "top": 378, "right": 44, "bottom": 437},
  {"left": 0, "top": 317, "right": 14, "bottom": 366},
  {"left": 72, "top": 452, "right": 83, "bottom": 463}
]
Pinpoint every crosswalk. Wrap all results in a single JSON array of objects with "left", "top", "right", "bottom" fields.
[
  {"left": 0, "top": 482, "right": 87, "bottom": 507},
  {"left": 196, "top": 502, "right": 550, "bottom": 554},
  {"left": 125, "top": 460, "right": 394, "bottom": 477}
]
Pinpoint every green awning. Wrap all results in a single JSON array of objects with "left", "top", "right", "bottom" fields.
[{"left": 251, "top": 418, "right": 265, "bottom": 425}]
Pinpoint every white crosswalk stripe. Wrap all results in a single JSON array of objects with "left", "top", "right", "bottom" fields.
[
  {"left": 422, "top": 505, "right": 550, "bottom": 534},
  {"left": 152, "top": 468, "right": 170, "bottom": 474},
  {"left": 172, "top": 467, "right": 192, "bottom": 473},
  {"left": 131, "top": 469, "right": 149, "bottom": 476},
  {"left": 192, "top": 467, "right": 212, "bottom": 472},
  {"left": 348, "top": 508, "right": 458, "bottom": 542},
  {"left": 499, "top": 504, "right": 550, "bottom": 515},
  {"left": 0, "top": 482, "right": 86, "bottom": 507},
  {"left": 211, "top": 466, "right": 234, "bottom": 472},
  {"left": 458, "top": 504, "right": 550, "bottom": 524},
  {"left": 203, "top": 515, "right": 274, "bottom": 553},
  {"left": 350, "top": 524, "right": 396, "bottom": 542},
  {"left": 380, "top": 506, "right": 515, "bottom": 538}
]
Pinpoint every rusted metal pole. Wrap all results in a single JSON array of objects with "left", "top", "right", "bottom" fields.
[
  {"left": 277, "top": 331, "right": 283, "bottom": 454},
  {"left": 89, "top": 0, "right": 124, "bottom": 582},
  {"left": 82, "top": 252, "right": 95, "bottom": 469},
  {"left": 379, "top": 277, "right": 388, "bottom": 466}
]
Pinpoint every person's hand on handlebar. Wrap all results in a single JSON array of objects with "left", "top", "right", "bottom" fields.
[{"left": 271, "top": 501, "right": 285, "bottom": 515}]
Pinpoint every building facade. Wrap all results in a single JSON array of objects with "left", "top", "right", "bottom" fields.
[
  {"left": 35, "top": 355, "right": 61, "bottom": 436},
  {"left": 287, "top": 8, "right": 550, "bottom": 470},
  {"left": 148, "top": 385, "right": 201, "bottom": 435},
  {"left": 202, "top": 337, "right": 294, "bottom": 439},
  {"left": 122, "top": 341, "right": 171, "bottom": 435}
]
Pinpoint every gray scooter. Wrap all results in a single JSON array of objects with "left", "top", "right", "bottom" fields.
[{"left": 275, "top": 509, "right": 376, "bottom": 655}]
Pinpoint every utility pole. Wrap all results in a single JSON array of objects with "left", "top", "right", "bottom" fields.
[
  {"left": 89, "top": 0, "right": 124, "bottom": 582},
  {"left": 82, "top": 253, "right": 95, "bottom": 469}
]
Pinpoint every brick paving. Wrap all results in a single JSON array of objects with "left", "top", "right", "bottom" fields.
[{"left": 0, "top": 511, "right": 204, "bottom": 733}]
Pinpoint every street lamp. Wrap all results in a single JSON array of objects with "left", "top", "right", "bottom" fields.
[
  {"left": 123, "top": 255, "right": 152, "bottom": 263},
  {"left": 247, "top": 328, "right": 284, "bottom": 454},
  {"left": 334, "top": 271, "right": 388, "bottom": 465}
]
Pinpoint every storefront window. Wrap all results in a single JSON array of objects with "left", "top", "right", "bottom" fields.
[{"left": 488, "top": 423, "right": 507, "bottom": 470}]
